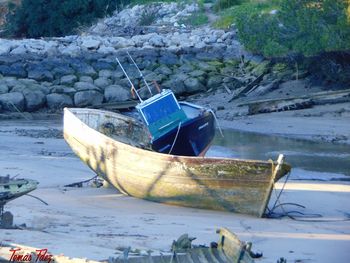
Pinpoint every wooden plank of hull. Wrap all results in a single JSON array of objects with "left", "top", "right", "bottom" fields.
[{"left": 63, "top": 108, "right": 291, "bottom": 217}]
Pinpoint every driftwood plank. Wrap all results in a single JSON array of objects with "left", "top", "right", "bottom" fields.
[
  {"left": 228, "top": 73, "right": 265, "bottom": 102},
  {"left": 239, "top": 88, "right": 350, "bottom": 115}
]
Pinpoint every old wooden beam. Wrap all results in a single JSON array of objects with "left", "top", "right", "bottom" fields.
[
  {"left": 228, "top": 73, "right": 265, "bottom": 102},
  {"left": 238, "top": 88, "right": 350, "bottom": 115}
]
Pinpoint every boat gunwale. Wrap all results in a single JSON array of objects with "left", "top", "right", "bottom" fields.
[{"left": 64, "top": 107, "right": 287, "bottom": 167}]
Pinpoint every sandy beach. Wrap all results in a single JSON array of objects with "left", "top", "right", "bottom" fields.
[{"left": 0, "top": 110, "right": 349, "bottom": 263}]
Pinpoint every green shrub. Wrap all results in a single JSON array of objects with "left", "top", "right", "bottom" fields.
[
  {"left": 4, "top": 0, "right": 127, "bottom": 38},
  {"left": 214, "top": 0, "right": 242, "bottom": 12},
  {"left": 234, "top": 0, "right": 350, "bottom": 57},
  {"left": 179, "top": 12, "right": 208, "bottom": 26}
]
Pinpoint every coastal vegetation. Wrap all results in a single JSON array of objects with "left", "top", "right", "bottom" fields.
[{"left": 215, "top": 0, "right": 350, "bottom": 57}]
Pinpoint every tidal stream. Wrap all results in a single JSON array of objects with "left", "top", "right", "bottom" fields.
[{"left": 208, "top": 129, "right": 350, "bottom": 177}]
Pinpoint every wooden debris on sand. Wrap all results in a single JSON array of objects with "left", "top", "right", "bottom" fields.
[{"left": 239, "top": 88, "right": 350, "bottom": 115}]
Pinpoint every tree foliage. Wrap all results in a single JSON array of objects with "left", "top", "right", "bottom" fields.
[
  {"left": 235, "top": 0, "right": 350, "bottom": 57},
  {"left": 4, "top": 0, "right": 129, "bottom": 38}
]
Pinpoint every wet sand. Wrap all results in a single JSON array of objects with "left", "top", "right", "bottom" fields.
[{"left": 0, "top": 119, "right": 350, "bottom": 262}]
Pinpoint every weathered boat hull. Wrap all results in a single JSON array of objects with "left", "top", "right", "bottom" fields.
[
  {"left": 64, "top": 108, "right": 291, "bottom": 217},
  {"left": 0, "top": 177, "right": 38, "bottom": 206}
]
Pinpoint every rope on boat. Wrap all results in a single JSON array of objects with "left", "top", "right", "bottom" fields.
[
  {"left": 208, "top": 108, "right": 224, "bottom": 138},
  {"left": 25, "top": 194, "right": 49, "bottom": 206},
  {"left": 168, "top": 122, "right": 181, "bottom": 154},
  {"left": 64, "top": 175, "right": 99, "bottom": 188},
  {"left": 266, "top": 170, "right": 350, "bottom": 222}
]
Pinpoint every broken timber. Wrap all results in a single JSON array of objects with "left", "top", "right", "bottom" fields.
[
  {"left": 229, "top": 73, "right": 265, "bottom": 102},
  {"left": 0, "top": 228, "right": 256, "bottom": 263},
  {"left": 238, "top": 88, "right": 350, "bottom": 115}
]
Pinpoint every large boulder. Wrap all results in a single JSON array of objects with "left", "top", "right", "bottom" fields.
[
  {"left": 184, "top": 78, "right": 205, "bottom": 94},
  {"left": 46, "top": 93, "right": 74, "bottom": 109},
  {"left": 0, "top": 84, "right": 9, "bottom": 94},
  {"left": 74, "top": 82, "right": 100, "bottom": 91},
  {"left": 0, "top": 64, "right": 27, "bottom": 78},
  {"left": 94, "top": 77, "right": 112, "bottom": 89},
  {"left": 22, "top": 89, "right": 46, "bottom": 112},
  {"left": 0, "top": 92, "right": 25, "bottom": 111},
  {"left": 104, "top": 85, "right": 131, "bottom": 102},
  {"left": 74, "top": 90, "right": 103, "bottom": 107},
  {"left": 60, "top": 75, "right": 78, "bottom": 86},
  {"left": 49, "top": 85, "right": 76, "bottom": 95},
  {"left": 27, "top": 65, "right": 54, "bottom": 82}
]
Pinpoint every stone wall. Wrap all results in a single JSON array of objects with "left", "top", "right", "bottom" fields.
[
  {"left": 0, "top": 1, "right": 254, "bottom": 113},
  {"left": 0, "top": 35, "right": 245, "bottom": 113}
]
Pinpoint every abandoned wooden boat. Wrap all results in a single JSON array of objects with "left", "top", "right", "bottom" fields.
[
  {"left": 0, "top": 176, "right": 38, "bottom": 206},
  {"left": 0, "top": 228, "right": 256, "bottom": 263},
  {"left": 64, "top": 107, "right": 291, "bottom": 217}
]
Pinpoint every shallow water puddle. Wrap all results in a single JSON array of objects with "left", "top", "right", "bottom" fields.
[{"left": 207, "top": 129, "right": 350, "bottom": 177}]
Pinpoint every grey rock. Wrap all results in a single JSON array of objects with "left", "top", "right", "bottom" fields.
[
  {"left": 74, "top": 82, "right": 100, "bottom": 91},
  {"left": 22, "top": 89, "right": 46, "bottom": 112},
  {"left": 99, "top": 69, "right": 114, "bottom": 79},
  {"left": 0, "top": 64, "right": 27, "bottom": 78},
  {"left": 159, "top": 54, "right": 178, "bottom": 65},
  {"left": 104, "top": 85, "right": 131, "bottom": 102},
  {"left": 94, "top": 78, "right": 112, "bottom": 89},
  {"left": 0, "top": 84, "right": 9, "bottom": 94},
  {"left": 97, "top": 46, "right": 115, "bottom": 54},
  {"left": 9, "top": 83, "right": 27, "bottom": 93},
  {"left": 71, "top": 62, "right": 96, "bottom": 77},
  {"left": 144, "top": 72, "right": 166, "bottom": 83},
  {"left": 189, "top": 70, "right": 206, "bottom": 78},
  {"left": 162, "top": 79, "right": 186, "bottom": 95},
  {"left": 79, "top": 76, "right": 94, "bottom": 83},
  {"left": 149, "top": 34, "right": 165, "bottom": 47},
  {"left": 207, "top": 75, "right": 223, "bottom": 87},
  {"left": 50, "top": 85, "right": 76, "bottom": 94},
  {"left": 171, "top": 73, "right": 189, "bottom": 82},
  {"left": 178, "top": 64, "right": 194, "bottom": 73},
  {"left": 60, "top": 44, "right": 81, "bottom": 56},
  {"left": 1, "top": 77, "right": 19, "bottom": 88},
  {"left": 18, "top": 78, "right": 38, "bottom": 86},
  {"left": 46, "top": 93, "right": 74, "bottom": 109},
  {"left": 0, "top": 40, "right": 12, "bottom": 55},
  {"left": 0, "top": 92, "right": 25, "bottom": 111},
  {"left": 52, "top": 65, "right": 75, "bottom": 77},
  {"left": 93, "top": 61, "right": 115, "bottom": 71},
  {"left": 81, "top": 38, "right": 101, "bottom": 50},
  {"left": 155, "top": 65, "right": 172, "bottom": 75},
  {"left": 197, "top": 62, "right": 217, "bottom": 72},
  {"left": 196, "top": 51, "right": 223, "bottom": 61},
  {"left": 10, "top": 45, "right": 27, "bottom": 55},
  {"left": 184, "top": 78, "right": 205, "bottom": 93},
  {"left": 60, "top": 75, "right": 78, "bottom": 86},
  {"left": 27, "top": 66, "right": 54, "bottom": 82},
  {"left": 25, "top": 83, "right": 51, "bottom": 95},
  {"left": 74, "top": 90, "right": 103, "bottom": 107}
]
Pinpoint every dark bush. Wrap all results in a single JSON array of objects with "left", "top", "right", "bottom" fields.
[{"left": 4, "top": 0, "right": 130, "bottom": 38}]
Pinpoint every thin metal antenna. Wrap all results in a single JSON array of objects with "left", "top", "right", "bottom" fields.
[
  {"left": 127, "top": 51, "right": 153, "bottom": 96},
  {"left": 115, "top": 57, "right": 143, "bottom": 102}
]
